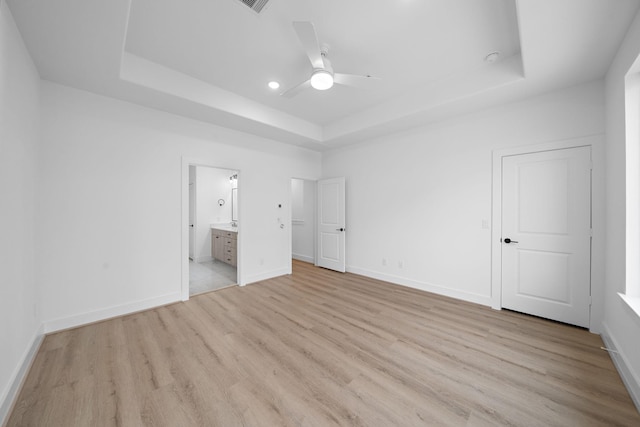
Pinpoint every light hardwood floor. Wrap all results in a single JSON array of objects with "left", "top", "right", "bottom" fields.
[{"left": 7, "top": 261, "right": 640, "bottom": 426}]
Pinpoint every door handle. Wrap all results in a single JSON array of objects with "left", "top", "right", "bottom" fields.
[
  {"left": 336, "top": 228, "right": 345, "bottom": 232},
  {"left": 503, "top": 238, "right": 518, "bottom": 244}
]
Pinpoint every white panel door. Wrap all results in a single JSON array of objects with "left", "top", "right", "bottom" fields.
[
  {"left": 317, "top": 177, "right": 346, "bottom": 272},
  {"left": 189, "top": 181, "right": 196, "bottom": 260},
  {"left": 502, "top": 147, "right": 591, "bottom": 327}
]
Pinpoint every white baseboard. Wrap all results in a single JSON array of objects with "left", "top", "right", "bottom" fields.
[
  {"left": 292, "top": 253, "right": 314, "bottom": 264},
  {"left": 1, "top": 325, "right": 44, "bottom": 426},
  {"left": 43, "top": 292, "right": 182, "bottom": 333},
  {"left": 243, "top": 267, "right": 290, "bottom": 286},
  {"left": 601, "top": 322, "right": 640, "bottom": 412},
  {"left": 346, "top": 265, "right": 493, "bottom": 307}
]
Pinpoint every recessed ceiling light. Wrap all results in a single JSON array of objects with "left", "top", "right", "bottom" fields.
[
  {"left": 484, "top": 51, "right": 500, "bottom": 64},
  {"left": 268, "top": 81, "right": 280, "bottom": 90}
]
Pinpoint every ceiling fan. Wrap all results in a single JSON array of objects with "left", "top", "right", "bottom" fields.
[{"left": 281, "top": 21, "right": 380, "bottom": 98}]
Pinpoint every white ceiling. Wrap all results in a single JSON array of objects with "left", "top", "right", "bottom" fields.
[{"left": 6, "top": 0, "right": 640, "bottom": 151}]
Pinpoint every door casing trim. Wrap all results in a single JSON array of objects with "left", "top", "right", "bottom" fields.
[{"left": 181, "top": 157, "right": 242, "bottom": 301}]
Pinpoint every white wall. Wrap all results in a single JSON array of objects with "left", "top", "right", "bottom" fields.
[
  {"left": 323, "top": 81, "right": 605, "bottom": 315},
  {"left": 0, "top": 3, "right": 42, "bottom": 421},
  {"left": 37, "top": 81, "right": 321, "bottom": 332},
  {"left": 603, "top": 6, "right": 640, "bottom": 409},
  {"left": 291, "top": 178, "right": 316, "bottom": 264},
  {"left": 195, "top": 166, "right": 234, "bottom": 262}
]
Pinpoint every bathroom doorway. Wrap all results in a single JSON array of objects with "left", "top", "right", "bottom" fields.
[
  {"left": 291, "top": 178, "right": 317, "bottom": 266},
  {"left": 188, "top": 165, "right": 239, "bottom": 296}
]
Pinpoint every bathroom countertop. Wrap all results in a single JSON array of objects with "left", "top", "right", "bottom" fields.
[{"left": 210, "top": 224, "right": 238, "bottom": 233}]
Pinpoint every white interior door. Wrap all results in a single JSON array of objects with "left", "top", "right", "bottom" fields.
[
  {"left": 317, "top": 177, "right": 346, "bottom": 272},
  {"left": 188, "top": 181, "right": 196, "bottom": 260},
  {"left": 501, "top": 146, "right": 591, "bottom": 328}
]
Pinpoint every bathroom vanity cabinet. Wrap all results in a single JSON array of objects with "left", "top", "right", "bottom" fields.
[{"left": 211, "top": 227, "right": 237, "bottom": 267}]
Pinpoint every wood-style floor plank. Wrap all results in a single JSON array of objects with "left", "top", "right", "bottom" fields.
[{"left": 6, "top": 260, "right": 640, "bottom": 426}]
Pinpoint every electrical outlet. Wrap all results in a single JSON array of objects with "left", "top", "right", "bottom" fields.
[
  {"left": 398, "top": 261, "right": 404, "bottom": 269},
  {"left": 382, "top": 258, "right": 387, "bottom": 266},
  {"left": 482, "top": 219, "right": 490, "bottom": 229},
  {"left": 260, "top": 258, "right": 264, "bottom": 266}
]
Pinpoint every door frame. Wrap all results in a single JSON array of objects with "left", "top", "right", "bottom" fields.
[
  {"left": 289, "top": 178, "right": 317, "bottom": 273},
  {"left": 491, "top": 135, "right": 604, "bottom": 332},
  {"left": 181, "top": 157, "right": 242, "bottom": 301}
]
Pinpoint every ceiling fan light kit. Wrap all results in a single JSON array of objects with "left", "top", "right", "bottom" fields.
[{"left": 310, "top": 70, "right": 334, "bottom": 90}]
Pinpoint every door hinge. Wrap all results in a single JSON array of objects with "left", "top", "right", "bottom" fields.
[{"left": 590, "top": 228, "right": 593, "bottom": 237}]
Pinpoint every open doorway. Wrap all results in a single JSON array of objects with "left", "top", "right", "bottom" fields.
[
  {"left": 189, "top": 165, "right": 239, "bottom": 296},
  {"left": 291, "top": 178, "right": 316, "bottom": 265}
]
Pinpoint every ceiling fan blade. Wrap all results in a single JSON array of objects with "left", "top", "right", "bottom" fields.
[
  {"left": 292, "top": 21, "right": 325, "bottom": 69},
  {"left": 334, "top": 73, "right": 381, "bottom": 88},
  {"left": 280, "top": 79, "right": 312, "bottom": 98}
]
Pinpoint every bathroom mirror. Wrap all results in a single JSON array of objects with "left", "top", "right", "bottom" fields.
[{"left": 231, "top": 188, "right": 238, "bottom": 221}]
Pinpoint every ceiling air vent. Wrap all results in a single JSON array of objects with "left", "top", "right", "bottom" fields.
[{"left": 236, "top": 0, "right": 270, "bottom": 14}]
